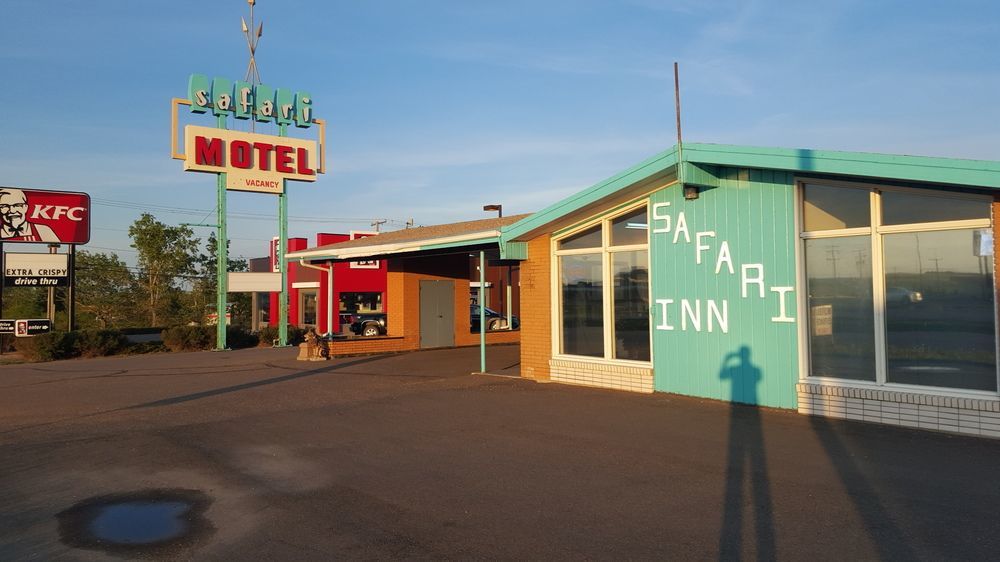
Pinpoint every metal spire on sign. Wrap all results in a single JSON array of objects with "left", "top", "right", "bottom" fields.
[{"left": 242, "top": 0, "right": 263, "bottom": 85}]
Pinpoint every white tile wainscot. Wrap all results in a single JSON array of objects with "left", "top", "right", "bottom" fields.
[
  {"left": 797, "top": 383, "right": 1000, "bottom": 438},
  {"left": 549, "top": 358, "right": 653, "bottom": 393}
]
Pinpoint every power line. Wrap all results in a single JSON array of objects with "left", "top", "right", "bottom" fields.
[{"left": 90, "top": 197, "right": 413, "bottom": 226}]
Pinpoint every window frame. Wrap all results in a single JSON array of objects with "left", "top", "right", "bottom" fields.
[
  {"left": 796, "top": 178, "right": 999, "bottom": 397},
  {"left": 551, "top": 200, "right": 652, "bottom": 365}
]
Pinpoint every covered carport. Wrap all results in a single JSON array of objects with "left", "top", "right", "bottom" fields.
[{"left": 285, "top": 215, "right": 528, "bottom": 372}]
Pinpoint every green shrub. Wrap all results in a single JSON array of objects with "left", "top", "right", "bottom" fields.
[
  {"left": 161, "top": 325, "right": 215, "bottom": 352},
  {"left": 255, "top": 325, "right": 306, "bottom": 347},
  {"left": 14, "top": 331, "right": 78, "bottom": 361},
  {"left": 226, "top": 326, "right": 258, "bottom": 349},
  {"left": 125, "top": 341, "right": 168, "bottom": 355},
  {"left": 257, "top": 325, "right": 279, "bottom": 347},
  {"left": 287, "top": 325, "right": 307, "bottom": 346},
  {"left": 74, "top": 329, "right": 128, "bottom": 358}
]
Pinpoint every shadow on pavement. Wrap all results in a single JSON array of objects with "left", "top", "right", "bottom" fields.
[
  {"left": 807, "top": 416, "right": 918, "bottom": 560},
  {"left": 718, "top": 345, "right": 776, "bottom": 559},
  {"left": 126, "top": 355, "right": 397, "bottom": 410}
]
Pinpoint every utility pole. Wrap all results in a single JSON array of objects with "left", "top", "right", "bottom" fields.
[{"left": 371, "top": 219, "right": 387, "bottom": 233}]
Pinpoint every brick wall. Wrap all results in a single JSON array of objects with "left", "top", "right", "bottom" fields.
[
  {"left": 327, "top": 336, "right": 410, "bottom": 356},
  {"left": 519, "top": 235, "right": 552, "bottom": 381}
]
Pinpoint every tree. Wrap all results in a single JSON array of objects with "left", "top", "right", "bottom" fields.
[
  {"left": 128, "top": 213, "right": 200, "bottom": 326},
  {"left": 2, "top": 287, "right": 45, "bottom": 319},
  {"left": 191, "top": 232, "right": 251, "bottom": 325},
  {"left": 74, "top": 250, "right": 137, "bottom": 329}
]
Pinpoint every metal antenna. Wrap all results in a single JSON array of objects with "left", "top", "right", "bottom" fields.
[
  {"left": 674, "top": 62, "right": 683, "bottom": 168},
  {"left": 674, "top": 61, "right": 698, "bottom": 199}
]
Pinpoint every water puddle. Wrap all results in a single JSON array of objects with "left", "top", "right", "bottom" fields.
[{"left": 57, "top": 489, "right": 213, "bottom": 555}]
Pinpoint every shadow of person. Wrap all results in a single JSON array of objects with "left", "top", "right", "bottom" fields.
[{"left": 718, "top": 345, "right": 776, "bottom": 560}]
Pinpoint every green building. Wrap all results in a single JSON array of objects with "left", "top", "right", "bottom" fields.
[{"left": 502, "top": 143, "right": 1000, "bottom": 437}]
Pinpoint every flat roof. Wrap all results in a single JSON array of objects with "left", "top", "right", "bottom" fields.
[
  {"left": 501, "top": 142, "right": 1000, "bottom": 242},
  {"left": 286, "top": 214, "right": 531, "bottom": 261}
]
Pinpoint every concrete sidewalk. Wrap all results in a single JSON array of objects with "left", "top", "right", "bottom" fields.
[{"left": 1, "top": 345, "right": 998, "bottom": 560}]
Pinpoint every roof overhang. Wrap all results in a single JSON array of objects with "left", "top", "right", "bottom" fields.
[
  {"left": 286, "top": 230, "right": 502, "bottom": 262},
  {"left": 501, "top": 142, "right": 1000, "bottom": 246}
]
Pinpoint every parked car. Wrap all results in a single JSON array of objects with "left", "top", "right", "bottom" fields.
[
  {"left": 470, "top": 305, "right": 519, "bottom": 331},
  {"left": 886, "top": 287, "right": 923, "bottom": 305},
  {"left": 350, "top": 313, "right": 387, "bottom": 337}
]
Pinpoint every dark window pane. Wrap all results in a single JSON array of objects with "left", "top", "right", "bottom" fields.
[
  {"left": 561, "top": 254, "right": 604, "bottom": 357},
  {"left": 613, "top": 251, "right": 649, "bottom": 361},
  {"left": 611, "top": 207, "right": 649, "bottom": 246},
  {"left": 883, "top": 229, "right": 996, "bottom": 391},
  {"left": 805, "top": 236, "right": 876, "bottom": 380},
  {"left": 881, "top": 191, "right": 990, "bottom": 225},
  {"left": 558, "top": 225, "right": 602, "bottom": 250},
  {"left": 339, "top": 292, "right": 383, "bottom": 313},
  {"left": 802, "top": 184, "right": 871, "bottom": 231},
  {"left": 302, "top": 292, "right": 317, "bottom": 325}
]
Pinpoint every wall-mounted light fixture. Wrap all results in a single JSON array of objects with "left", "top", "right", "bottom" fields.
[{"left": 683, "top": 185, "right": 700, "bottom": 200}]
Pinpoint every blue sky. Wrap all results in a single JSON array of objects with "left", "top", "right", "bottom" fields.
[{"left": 2, "top": 0, "right": 998, "bottom": 262}]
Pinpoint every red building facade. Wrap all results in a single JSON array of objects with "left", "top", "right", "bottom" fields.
[{"left": 268, "top": 232, "right": 389, "bottom": 334}]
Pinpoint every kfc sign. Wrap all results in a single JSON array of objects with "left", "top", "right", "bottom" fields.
[{"left": 0, "top": 187, "right": 90, "bottom": 245}]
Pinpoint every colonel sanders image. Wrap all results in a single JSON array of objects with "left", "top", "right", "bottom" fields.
[{"left": 0, "top": 188, "right": 58, "bottom": 242}]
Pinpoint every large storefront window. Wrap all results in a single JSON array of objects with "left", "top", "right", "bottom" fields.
[
  {"left": 801, "top": 183, "right": 996, "bottom": 392},
  {"left": 805, "top": 236, "right": 876, "bottom": 380},
  {"left": 556, "top": 204, "right": 650, "bottom": 362},
  {"left": 561, "top": 254, "right": 604, "bottom": 357},
  {"left": 613, "top": 251, "right": 650, "bottom": 361},
  {"left": 883, "top": 230, "right": 996, "bottom": 390}
]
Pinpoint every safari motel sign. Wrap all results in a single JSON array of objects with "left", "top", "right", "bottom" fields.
[{"left": 171, "top": 74, "right": 326, "bottom": 194}]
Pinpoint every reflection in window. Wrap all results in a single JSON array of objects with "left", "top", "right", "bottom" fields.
[
  {"left": 561, "top": 254, "right": 604, "bottom": 357},
  {"left": 881, "top": 191, "right": 990, "bottom": 226},
  {"left": 613, "top": 251, "right": 649, "bottom": 361},
  {"left": 339, "top": 292, "right": 383, "bottom": 313},
  {"left": 804, "top": 236, "right": 876, "bottom": 380},
  {"left": 301, "top": 291, "right": 317, "bottom": 326},
  {"left": 558, "top": 225, "right": 602, "bottom": 250},
  {"left": 883, "top": 229, "right": 997, "bottom": 391},
  {"left": 610, "top": 207, "right": 649, "bottom": 246},
  {"left": 802, "top": 184, "right": 871, "bottom": 231}
]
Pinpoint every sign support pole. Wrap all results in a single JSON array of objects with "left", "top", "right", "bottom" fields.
[
  {"left": 67, "top": 244, "right": 75, "bottom": 332},
  {"left": 216, "top": 113, "right": 229, "bottom": 351},
  {"left": 46, "top": 244, "right": 57, "bottom": 323},
  {"left": 278, "top": 123, "right": 289, "bottom": 347}
]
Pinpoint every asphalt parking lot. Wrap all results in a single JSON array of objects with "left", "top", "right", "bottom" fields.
[{"left": 2, "top": 344, "right": 999, "bottom": 560}]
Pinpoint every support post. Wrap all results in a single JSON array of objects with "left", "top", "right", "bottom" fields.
[
  {"left": 278, "top": 123, "right": 289, "bottom": 346},
  {"left": 479, "top": 250, "right": 486, "bottom": 373},
  {"left": 216, "top": 113, "right": 229, "bottom": 351},
  {"left": 67, "top": 244, "right": 75, "bottom": 332},
  {"left": 47, "top": 243, "right": 58, "bottom": 323},
  {"left": 506, "top": 265, "right": 513, "bottom": 331}
]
